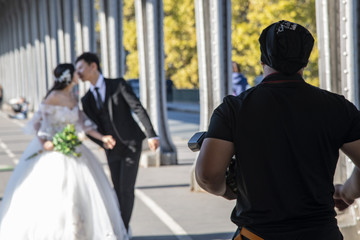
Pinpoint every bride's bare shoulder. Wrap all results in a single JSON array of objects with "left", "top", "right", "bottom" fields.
[
  {"left": 43, "top": 91, "right": 62, "bottom": 105},
  {"left": 43, "top": 90, "right": 77, "bottom": 109}
]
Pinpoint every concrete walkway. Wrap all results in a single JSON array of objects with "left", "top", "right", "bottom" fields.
[{"left": 0, "top": 108, "right": 236, "bottom": 240}]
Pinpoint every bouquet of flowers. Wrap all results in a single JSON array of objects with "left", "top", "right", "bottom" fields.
[{"left": 27, "top": 124, "right": 82, "bottom": 160}]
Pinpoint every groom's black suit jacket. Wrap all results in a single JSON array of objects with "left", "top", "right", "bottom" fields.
[{"left": 81, "top": 77, "right": 157, "bottom": 152}]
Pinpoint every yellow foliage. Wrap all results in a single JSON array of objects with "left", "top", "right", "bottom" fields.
[
  {"left": 122, "top": 0, "right": 318, "bottom": 88},
  {"left": 232, "top": 0, "right": 318, "bottom": 86}
]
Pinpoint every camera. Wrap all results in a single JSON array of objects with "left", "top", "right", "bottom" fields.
[
  {"left": 188, "top": 131, "right": 206, "bottom": 152},
  {"left": 188, "top": 132, "right": 239, "bottom": 196}
]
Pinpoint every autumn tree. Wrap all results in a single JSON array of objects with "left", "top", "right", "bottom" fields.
[
  {"left": 123, "top": 0, "right": 198, "bottom": 88},
  {"left": 123, "top": 0, "right": 318, "bottom": 88},
  {"left": 231, "top": 0, "right": 318, "bottom": 86}
]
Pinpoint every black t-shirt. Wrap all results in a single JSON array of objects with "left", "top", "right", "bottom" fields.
[{"left": 206, "top": 73, "right": 360, "bottom": 238}]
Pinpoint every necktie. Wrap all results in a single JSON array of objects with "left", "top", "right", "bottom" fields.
[{"left": 94, "top": 87, "right": 104, "bottom": 109}]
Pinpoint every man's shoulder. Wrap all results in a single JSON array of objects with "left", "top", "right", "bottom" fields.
[
  {"left": 104, "top": 77, "right": 128, "bottom": 94},
  {"left": 104, "top": 77, "right": 126, "bottom": 83},
  {"left": 308, "top": 84, "right": 348, "bottom": 102},
  {"left": 81, "top": 89, "right": 92, "bottom": 101}
]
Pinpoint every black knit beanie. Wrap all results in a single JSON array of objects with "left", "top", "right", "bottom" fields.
[{"left": 259, "top": 20, "right": 314, "bottom": 75}]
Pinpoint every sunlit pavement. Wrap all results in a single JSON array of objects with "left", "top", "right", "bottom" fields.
[{"left": 0, "top": 107, "right": 236, "bottom": 240}]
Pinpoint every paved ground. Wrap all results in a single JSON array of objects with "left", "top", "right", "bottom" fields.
[{"left": 0, "top": 108, "right": 237, "bottom": 240}]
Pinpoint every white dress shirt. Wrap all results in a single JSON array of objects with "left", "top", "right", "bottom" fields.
[
  {"left": 90, "top": 74, "right": 106, "bottom": 103},
  {"left": 90, "top": 74, "right": 159, "bottom": 141}
]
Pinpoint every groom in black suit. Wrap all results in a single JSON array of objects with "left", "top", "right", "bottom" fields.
[{"left": 75, "top": 52, "right": 160, "bottom": 231}]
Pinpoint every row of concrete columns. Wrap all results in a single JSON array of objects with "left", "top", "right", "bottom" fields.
[
  {"left": 0, "top": 0, "right": 233, "bottom": 166},
  {"left": 0, "top": 0, "right": 177, "bottom": 165},
  {"left": 1, "top": 1, "right": 360, "bottom": 234},
  {"left": 0, "top": 0, "right": 91, "bottom": 108}
]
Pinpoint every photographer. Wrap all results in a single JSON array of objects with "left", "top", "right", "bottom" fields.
[{"left": 195, "top": 20, "right": 360, "bottom": 240}]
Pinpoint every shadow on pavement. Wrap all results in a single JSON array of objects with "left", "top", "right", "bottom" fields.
[
  {"left": 136, "top": 183, "right": 190, "bottom": 190},
  {"left": 132, "top": 232, "right": 234, "bottom": 240}
]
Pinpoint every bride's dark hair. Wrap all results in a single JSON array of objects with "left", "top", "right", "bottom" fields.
[{"left": 44, "top": 63, "right": 75, "bottom": 99}]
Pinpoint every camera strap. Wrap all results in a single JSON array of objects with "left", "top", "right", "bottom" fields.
[{"left": 234, "top": 227, "right": 264, "bottom": 240}]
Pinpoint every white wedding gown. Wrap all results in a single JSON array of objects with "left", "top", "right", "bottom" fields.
[{"left": 0, "top": 104, "right": 129, "bottom": 240}]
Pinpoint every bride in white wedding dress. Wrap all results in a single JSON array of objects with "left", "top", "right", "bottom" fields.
[{"left": 0, "top": 64, "right": 129, "bottom": 240}]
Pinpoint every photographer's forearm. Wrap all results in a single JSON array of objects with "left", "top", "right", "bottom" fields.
[
  {"left": 195, "top": 169, "right": 227, "bottom": 196},
  {"left": 341, "top": 140, "right": 360, "bottom": 201},
  {"left": 195, "top": 138, "right": 234, "bottom": 197},
  {"left": 342, "top": 167, "right": 360, "bottom": 201}
]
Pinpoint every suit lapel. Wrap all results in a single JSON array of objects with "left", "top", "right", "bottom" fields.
[
  {"left": 104, "top": 79, "right": 114, "bottom": 122},
  {"left": 84, "top": 91, "right": 99, "bottom": 120}
]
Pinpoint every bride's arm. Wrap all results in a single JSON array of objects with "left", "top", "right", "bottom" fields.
[
  {"left": 38, "top": 93, "right": 61, "bottom": 150},
  {"left": 86, "top": 129, "right": 116, "bottom": 149},
  {"left": 76, "top": 108, "right": 116, "bottom": 149}
]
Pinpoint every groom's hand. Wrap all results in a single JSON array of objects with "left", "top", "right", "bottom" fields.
[
  {"left": 148, "top": 138, "right": 160, "bottom": 151},
  {"left": 102, "top": 135, "right": 116, "bottom": 149}
]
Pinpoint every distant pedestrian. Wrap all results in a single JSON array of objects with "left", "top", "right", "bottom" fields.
[
  {"left": 166, "top": 79, "right": 174, "bottom": 102},
  {"left": 232, "top": 61, "right": 250, "bottom": 96}
]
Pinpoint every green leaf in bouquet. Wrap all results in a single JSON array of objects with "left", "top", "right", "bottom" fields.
[
  {"left": 52, "top": 124, "right": 82, "bottom": 158},
  {"left": 27, "top": 124, "right": 82, "bottom": 161}
]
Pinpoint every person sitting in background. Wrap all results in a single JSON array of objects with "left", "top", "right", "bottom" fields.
[
  {"left": 232, "top": 61, "right": 250, "bottom": 96},
  {"left": 9, "top": 97, "right": 29, "bottom": 119}
]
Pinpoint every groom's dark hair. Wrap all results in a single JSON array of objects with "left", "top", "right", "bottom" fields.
[{"left": 75, "top": 52, "right": 102, "bottom": 73}]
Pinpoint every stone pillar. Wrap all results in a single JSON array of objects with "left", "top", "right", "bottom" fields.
[
  {"left": 11, "top": 5, "right": 18, "bottom": 97},
  {"left": 98, "top": 0, "right": 125, "bottom": 78},
  {"left": 27, "top": 0, "right": 38, "bottom": 108},
  {"left": 99, "top": 0, "right": 109, "bottom": 76},
  {"left": 190, "top": 0, "right": 232, "bottom": 191},
  {"left": 315, "top": 0, "right": 332, "bottom": 91},
  {"left": 338, "top": 0, "right": 360, "bottom": 237},
  {"left": 57, "top": 0, "right": 65, "bottom": 63},
  {"left": 16, "top": 2, "right": 26, "bottom": 98},
  {"left": 5, "top": 14, "right": 14, "bottom": 98},
  {"left": 49, "top": 0, "right": 58, "bottom": 66},
  {"left": 107, "top": 0, "right": 123, "bottom": 78},
  {"left": 36, "top": 0, "right": 48, "bottom": 96},
  {"left": 195, "top": 0, "right": 232, "bottom": 132},
  {"left": 76, "top": 0, "right": 96, "bottom": 98},
  {"left": 85, "top": 0, "right": 97, "bottom": 53},
  {"left": 39, "top": 0, "right": 54, "bottom": 90},
  {"left": 20, "top": 1, "right": 33, "bottom": 105},
  {"left": 74, "top": 0, "right": 83, "bottom": 56},
  {"left": 5, "top": 17, "right": 13, "bottom": 98},
  {"left": 135, "top": 0, "right": 177, "bottom": 166},
  {"left": 63, "top": 0, "right": 74, "bottom": 62},
  {"left": 316, "top": 0, "right": 360, "bottom": 238},
  {"left": 30, "top": 0, "right": 45, "bottom": 107}
]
